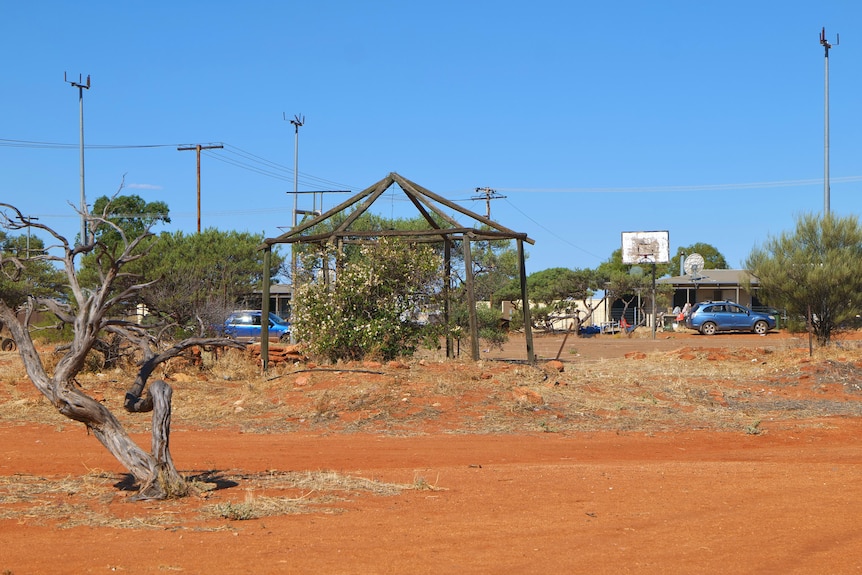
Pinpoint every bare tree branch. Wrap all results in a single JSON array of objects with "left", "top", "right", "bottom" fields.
[{"left": 1, "top": 197, "right": 250, "bottom": 500}]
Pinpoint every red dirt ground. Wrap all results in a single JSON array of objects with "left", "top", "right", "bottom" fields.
[{"left": 2, "top": 330, "right": 862, "bottom": 574}]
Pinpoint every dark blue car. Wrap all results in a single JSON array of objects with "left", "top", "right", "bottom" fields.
[
  {"left": 684, "top": 301, "right": 776, "bottom": 336},
  {"left": 224, "top": 310, "right": 291, "bottom": 342}
]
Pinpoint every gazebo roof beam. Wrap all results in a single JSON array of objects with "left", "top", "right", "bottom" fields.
[
  {"left": 333, "top": 176, "right": 393, "bottom": 234},
  {"left": 393, "top": 173, "right": 534, "bottom": 245}
]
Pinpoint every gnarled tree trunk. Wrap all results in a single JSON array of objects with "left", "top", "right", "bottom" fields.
[{"left": 0, "top": 201, "right": 245, "bottom": 500}]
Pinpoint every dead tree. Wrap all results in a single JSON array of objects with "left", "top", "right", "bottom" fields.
[{"left": 0, "top": 202, "right": 244, "bottom": 499}]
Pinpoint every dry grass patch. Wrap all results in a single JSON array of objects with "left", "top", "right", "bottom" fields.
[
  {"left": 0, "top": 468, "right": 416, "bottom": 527},
  {"left": 4, "top": 339, "right": 862, "bottom": 436}
]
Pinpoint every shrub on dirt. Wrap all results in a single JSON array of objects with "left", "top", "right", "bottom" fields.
[{"left": 293, "top": 238, "right": 442, "bottom": 362}]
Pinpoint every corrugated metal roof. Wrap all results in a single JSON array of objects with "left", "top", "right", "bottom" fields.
[{"left": 657, "top": 269, "right": 759, "bottom": 286}]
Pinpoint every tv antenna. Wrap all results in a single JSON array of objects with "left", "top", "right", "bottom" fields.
[{"left": 683, "top": 252, "right": 704, "bottom": 278}]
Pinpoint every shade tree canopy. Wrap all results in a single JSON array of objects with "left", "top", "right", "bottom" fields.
[
  {"left": 76, "top": 193, "right": 283, "bottom": 330},
  {"left": 0, "top": 231, "right": 68, "bottom": 309},
  {"left": 746, "top": 213, "right": 862, "bottom": 345}
]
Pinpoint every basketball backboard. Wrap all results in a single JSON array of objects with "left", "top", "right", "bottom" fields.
[{"left": 621, "top": 231, "right": 670, "bottom": 264}]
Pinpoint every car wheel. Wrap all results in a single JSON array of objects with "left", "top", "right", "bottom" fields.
[
  {"left": 753, "top": 320, "right": 768, "bottom": 335},
  {"left": 279, "top": 333, "right": 290, "bottom": 343},
  {"left": 700, "top": 322, "right": 717, "bottom": 336}
]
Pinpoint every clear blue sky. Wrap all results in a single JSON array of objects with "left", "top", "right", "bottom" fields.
[{"left": 3, "top": 1, "right": 860, "bottom": 274}]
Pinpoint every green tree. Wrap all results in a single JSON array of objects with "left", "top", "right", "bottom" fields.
[
  {"left": 497, "top": 267, "right": 603, "bottom": 333},
  {"left": 0, "top": 232, "right": 68, "bottom": 308},
  {"left": 79, "top": 194, "right": 280, "bottom": 329},
  {"left": 293, "top": 211, "right": 448, "bottom": 282},
  {"left": 293, "top": 238, "right": 442, "bottom": 362},
  {"left": 746, "top": 213, "right": 862, "bottom": 345},
  {"left": 91, "top": 194, "right": 170, "bottom": 255},
  {"left": 78, "top": 194, "right": 171, "bottom": 305},
  {"left": 447, "top": 234, "right": 520, "bottom": 347},
  {"left": 131, "top": 229, "right": 284, "bottom": 329},
  {"left": 470, "top": 235, "right": 521, "bottom": 305}
]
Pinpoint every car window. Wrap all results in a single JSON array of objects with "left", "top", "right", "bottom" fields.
[
  {"left": 727, "top": 305, "right": 744, "bottom": 314},
  {"left": 705, "top": 305, "right": 723, "bottom": 313}
]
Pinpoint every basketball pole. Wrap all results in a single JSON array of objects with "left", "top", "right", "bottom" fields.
[{"left": 651, "top": 263, "right": 657, "bottom": 340}]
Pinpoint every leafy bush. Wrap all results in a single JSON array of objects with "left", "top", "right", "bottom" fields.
[{"left": 293, "top": 238, "right": 442, "bottom": 362}]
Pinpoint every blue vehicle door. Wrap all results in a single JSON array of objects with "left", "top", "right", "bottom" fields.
[
  {"left": 704, "top": 304, "right": 728, "bottom": 330},
  {"left": 228, "top": 312, "right": 258, "bottom": 339},
  {"left": 725, "top": 304, "right": 749, "bottom": 330}
]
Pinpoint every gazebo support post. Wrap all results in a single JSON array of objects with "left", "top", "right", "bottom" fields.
[
  {"left": 518, "top": 239, "right": 535, "bottom": 365},
  {"left": 261, "top": 247, "right": 271, "bottom": 372},
  {"left": 444, "top": 238, "right": 453, "bottom": 358},
  {"left": 462, "top": 235, "right": 480, "bottom": 361}
]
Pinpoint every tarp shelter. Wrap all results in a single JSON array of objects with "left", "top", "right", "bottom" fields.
[{"left": 257, "top": 172, "right": 535, "bottom": 369}]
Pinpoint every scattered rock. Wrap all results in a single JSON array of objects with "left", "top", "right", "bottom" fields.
[
  {"left": 545, "top": 360, "right": 565, "bottom": 372},
  {"left": 512, "top": 387, "right": 543, "bottom": 405}
]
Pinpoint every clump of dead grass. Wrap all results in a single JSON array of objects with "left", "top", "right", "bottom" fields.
[
  {"left": 207, "top": 348, "right": 260, "bottom": 381},
  {"left": 200, "top": 469, "right": 420, "bottom": 520},
  {"left": 0, "top": 468, "right": 416, "bottom": 527}
]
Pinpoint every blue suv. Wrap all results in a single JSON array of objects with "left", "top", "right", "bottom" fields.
[
  {"left": 684, "top": 301, "right": 776, "bottom": 336},
  {"left": 224, "top": 310, "right": 291, "bottom": 342}
]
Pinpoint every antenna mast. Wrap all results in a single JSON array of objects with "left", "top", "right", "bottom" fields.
[
  {"left": 285, "top": 113, "right": 304, "bottom": 345},
  {"left": 820, "top": 27, "right": 838, "bottom": 215},
  {"left": 65, "top": 73, "right": 90, "bottom": 245}
]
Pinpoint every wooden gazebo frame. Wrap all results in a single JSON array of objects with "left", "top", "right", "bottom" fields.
[{"left": 258, "top": 172, "right": 535, "bottom": 367}]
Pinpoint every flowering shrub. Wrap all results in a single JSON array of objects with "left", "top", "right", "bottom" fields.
[{"left": 293, "top": 238, "right": 443, "bottom": 362}]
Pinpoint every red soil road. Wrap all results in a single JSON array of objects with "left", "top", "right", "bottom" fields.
[{"left": 3, "top": 420, "right": 862, "bottom": 574}]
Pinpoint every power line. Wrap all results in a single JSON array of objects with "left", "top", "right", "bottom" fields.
[
  {"left": 9, "top": 138, "right": 862, "bottom": 199},
  {"left": 0, "top": 138, "right": 175, "bottom": 149},
  {"left": 501, "top": 198, "right": 605, "bottom": 262},
  {"left": 494, "top": 175, "right": 862, "bottom": 194}
]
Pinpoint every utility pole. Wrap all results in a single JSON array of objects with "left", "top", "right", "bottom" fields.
[
  {"left": 286, "top": 114, "right": 304, "bottom": 344},
  {"left": 820, "top": 27, "right": 838, "bottom": 215},
  {"left": 471, "top": 187, "right": 506, "bottom": 219},
  {"left": 65, "top": 73, "right": 90, "bottom": 245},
  {"left": 177, "top": 143, "right": 224, "bottom": 232}
]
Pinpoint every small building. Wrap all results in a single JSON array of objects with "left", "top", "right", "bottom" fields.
[{"left": 658, "top": 269, "right": 764, "bottom": 309}]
